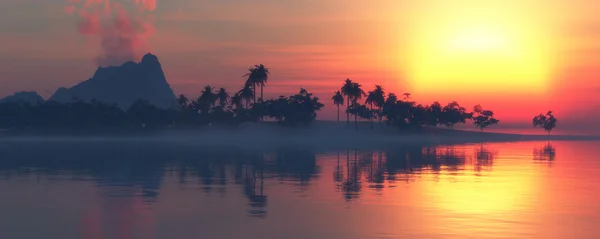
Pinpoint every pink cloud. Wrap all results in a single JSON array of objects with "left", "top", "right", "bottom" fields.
[
  {"left": 77, "top": 11, "right": 100, "bottom": 35},
  {"left": 135, "top": 0, "right": 156, "bottom": 11},
  {"left": 64, "top": 5, "right": 77, "bottom": 15}
]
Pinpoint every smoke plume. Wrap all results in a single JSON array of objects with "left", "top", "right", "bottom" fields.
[{"left": 65, "top": 0, "right": 157, "bottom": 67}]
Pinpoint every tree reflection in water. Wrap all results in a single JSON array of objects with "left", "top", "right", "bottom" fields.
[
  {"left": 474, "top": 144, "right": 496, "bottom": 176},
  {"left": 333, "top": 152, "right": 344, "bottom": 189},
  {"left": 331, "top": 145, "right": 497, "bottom": 202},
  {"left": 244, "top": 154, "right": 267, "bottom": 218},
  {"left": 533, "top": 142, "right": 556, "bottom": 162},
  {"left": 0, "top": 142, "right": 561, "bottom": 218},
  {"left": 341, "top": 149, "right": 361, "bottom": 201}
]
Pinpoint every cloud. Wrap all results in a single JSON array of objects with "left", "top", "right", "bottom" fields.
[{"left": 135, "top": 0, "right": 156, "bottom": 11}]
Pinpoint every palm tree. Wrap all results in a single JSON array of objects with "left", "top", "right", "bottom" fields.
[
  {"left": 341, "top": 79, "right": 354, "bottom": 125},
  {"left": 200, "top": 85, "right": 217, "bottom": 104},
  {"left": 386, "top": 93, "right": 398, "bottom": 104},
  {"left": 351, "top": 82, "right": 366, "bottom": 103},
  {"left": 243, "top": 67, "right": 256, "bottom": 104},
  {"left": 177, "top": 94, "right": 189, "bottom": 110},
  {"left": 352, "top": 82, "right": 366, "bottom": 129},
  {"left": 365, "top": 91, "right": 377, "bottom": 129},
  {"left": 198, "top": 85, "right": 217, "bottom": 113},
  {"left": 216, "top": 88, "right": 230, "bottom": 107},
  {"left": 238, "top": 84, "right": 254, "bottom": 109},
  {"left": 347, "top": 101, "right": 369, "bottom": 130},
  {"left": 244, "top": 64, "right": 270, "bottom": 104},
  {"left": 230, "top": 92, "right": 243, "bottom": 110},
  {"left": 372, "top": 85, "right": 385, "bottom": 121},
  {"left": 332, "top": 91, "right": 344, "bottom": 122}
]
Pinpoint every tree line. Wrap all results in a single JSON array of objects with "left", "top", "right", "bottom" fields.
[
  {"left": 332, "top": 79, "right": 501, "bottom": 131},
  {"left": 0, "top": 64, "right": 324, "bottom": 130},
  {"left": 333, "top": 78, "right": 558, "bottom": 134},
  {"left": 0, "top": 64, "right": 558, "bottom": 133}
]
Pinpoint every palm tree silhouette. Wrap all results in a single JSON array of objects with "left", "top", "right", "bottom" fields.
[
  {"left": 341, "top": 79, "right": 354, "bottom": 126},
  {"left": 243, "top": 67, "right": 256, "bottom": 104},
  {"left": 347, "top": 101, "right": 370, "bottom": 130},
  {"left": 244, "top": 64, "right": 270, "bottom": 104},
  {"left": 230, "top": 92, "right": 243, "bottom": 111},
  {"left": 216, "top": 88, "right": 230, "bottom": 107},
  {"left": 197, "top": 85, "right": 217, "bottom": 114},
  {"left": 373, "top": 85, "right": 386, "bottom": 122},
  {"left": 177, "top": 94, "right": 189, "bottom": 110},
  {"left": 365, "top": 91, "right": 377, "bottom": 129},
  {"left": 346, "top": 82, "right": 366, "bottom": 130},
  {"left": 387, "top": 93, "right": 398, "bottom": 102},
  {"left": 332, "top": 91, "right": 344, "bottom": 122},
  {"left": 238, "top": 84, "right": 254, "bottom": 109},
  {"left": 351, "top": 82, "right": 366, "bottom": 105}
]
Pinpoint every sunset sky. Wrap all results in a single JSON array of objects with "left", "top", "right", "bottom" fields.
[{"left": 0, "top": 0, "right": 599, "bottom": 124}]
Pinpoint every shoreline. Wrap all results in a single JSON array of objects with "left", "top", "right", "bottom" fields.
[{"left": 0, "top": 122, "right": 596, "bottom": 149}]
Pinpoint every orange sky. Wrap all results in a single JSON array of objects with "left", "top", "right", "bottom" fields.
[{"left": 0, "top": 0, "right": 599, "bottom": 125}]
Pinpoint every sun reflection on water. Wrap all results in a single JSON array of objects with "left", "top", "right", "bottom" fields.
[{"left": 1, "top": 140, "right": 600, "bottom": 239}]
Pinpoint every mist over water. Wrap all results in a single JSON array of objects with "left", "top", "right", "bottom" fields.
[
  {"left": 453, "top": 122, "right": 600, "bottom": 136},
  {"left": 1, "top": 122, "right": 599, "bottom": 150},
  {"left": 0, "top": 138, "right": 599, "bottom": 239}
]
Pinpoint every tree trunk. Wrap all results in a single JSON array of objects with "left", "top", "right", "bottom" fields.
[
  {"left": 337, "top": 105, "right": 340, "bottom": 122},
  {"left": 370, "top": 104, "right": 373, "bottom": 130},
  {"left": 354, "top": 114, "right": 358, "bottom": 131},
  {"left": 346, "top": 98, "right": 350, "bottom": 126},
  {"left": 253, "top": 84, "right": 256, "bottom": 104},
  {"left": 259, "top": 84, "right": 264, "bottom": 122}
]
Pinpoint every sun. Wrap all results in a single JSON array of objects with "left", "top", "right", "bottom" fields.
[
  {"left": 402, "top": 1, "right": 557, "bottom": 96},
  {"left": 446, "top": 27, "right": 512, "bottom": 53}
]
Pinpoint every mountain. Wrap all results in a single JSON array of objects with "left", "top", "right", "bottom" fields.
[
  {"left": 49, "top": 53, "right": 177, "bottom": 110},
  {"left": 0, "top": 91, "right": 45, "bottom": 105}
]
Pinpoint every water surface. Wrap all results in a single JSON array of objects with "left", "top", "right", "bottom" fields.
[{"left": 0, "top": 140, "right": 599, "bottom": 239}]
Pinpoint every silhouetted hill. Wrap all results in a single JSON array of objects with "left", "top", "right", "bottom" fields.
[
  {"left": 0, "top": 91, "right": 45, "bottom": 105},
  {"left": 49, "top": 53, "right": 177, "bottom": 110}
]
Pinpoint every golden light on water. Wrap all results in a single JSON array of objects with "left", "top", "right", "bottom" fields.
[
  {"left": 423, "top": 173, "right": 536, "bottom": 215},
  {"left": 416, "top": 146, "right": 541, "bottom": 215},
  {"left": 402, "top": 1, "right": 559, "bottom": 95}
]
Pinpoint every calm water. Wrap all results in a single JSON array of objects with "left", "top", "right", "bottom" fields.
[{"left": 0, "top": 140, "right": 599, "bottom": 239}]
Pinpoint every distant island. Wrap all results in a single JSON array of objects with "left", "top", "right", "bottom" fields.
[
  {"left": 0, "top": 53, "right": 558, "bottom": 137},
  {"left": 0, "top": 91, "right": 44, "bottom": 106},
  {"left": 49, "top": 53, "right": 177, "bottom": 110}
]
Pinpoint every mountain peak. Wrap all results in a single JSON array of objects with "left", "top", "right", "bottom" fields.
[
  {"left": 0, "top": 91, "right": 45, "bottom": 105},
  {"left": 49, "top": 53, "right": 176, "bottom": 110},
  {"left": 141, "top": 53, "right": 159, "bottom": 64}
]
